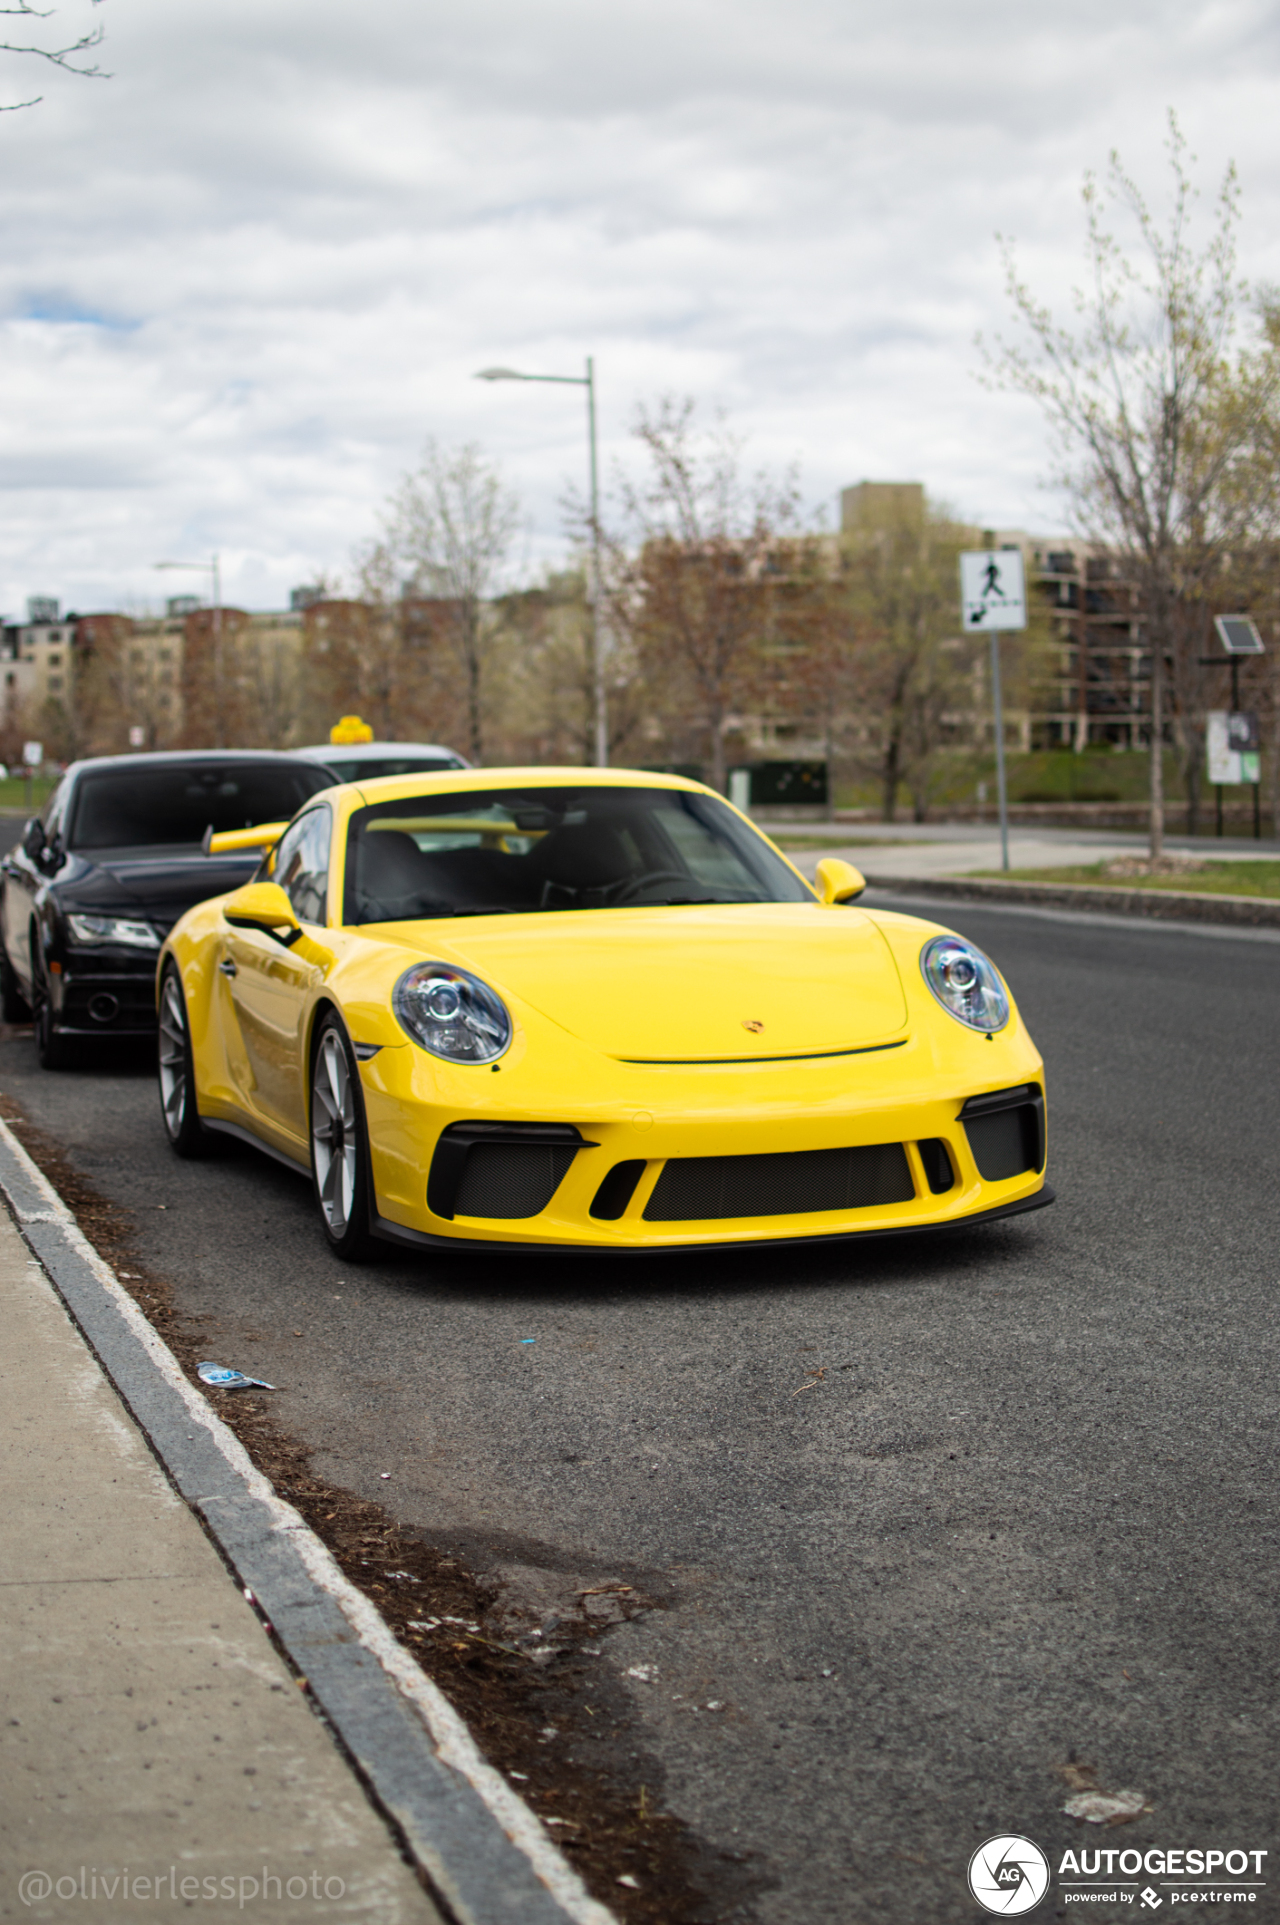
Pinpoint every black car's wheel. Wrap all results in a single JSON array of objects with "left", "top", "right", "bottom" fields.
[
  {"left": 31, "top": 940, "right": 69, "bottom": 1070},
  {"left": 0, "top": 946, "right": 31, "bottom": 1023},
  {"left": 310, "top": 1011, "right": 375, "bottom": 1261},
  {"left": 158, "top": 963, "right": 208, "bottom": 1157}
]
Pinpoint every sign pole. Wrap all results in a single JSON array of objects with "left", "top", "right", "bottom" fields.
[
  {"left": 990, "top": 631, "right": 1010, "bottom": 871},
  {"left": 960, "top": 547, "right": 1025, "bottom": 876}
]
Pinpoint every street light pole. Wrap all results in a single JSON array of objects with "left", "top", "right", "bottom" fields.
[{"left": 475, "top": 360, "right": 607, "bottom": 767}]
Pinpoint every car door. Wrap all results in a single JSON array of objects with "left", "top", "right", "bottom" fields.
[{"left": 219, "top": 805, "right": 333, "bottom": 1146}]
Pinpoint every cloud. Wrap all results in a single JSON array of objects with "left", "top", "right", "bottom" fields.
[{"left": 0, "top": 0, "right": 1276, "bottom": 616}]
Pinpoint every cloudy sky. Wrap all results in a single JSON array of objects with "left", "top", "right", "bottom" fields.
[{"left": 1, "top": 0, "right": 1278, "bottom": 617}]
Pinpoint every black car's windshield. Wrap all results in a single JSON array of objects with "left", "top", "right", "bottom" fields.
[
  {"left": 68, "top": 763, "right": 335, "bottom": 852},
  {"left": 343, "top": 785, "right": 811, "bottom": 924}
]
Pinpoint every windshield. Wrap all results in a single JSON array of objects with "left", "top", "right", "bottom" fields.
[
  {"left": 342, "top": 785, "right": 811, "bottom": 924},
  {"left": 324, "top": 753, "right": 465, "bottom": 782},
  {"left": 68, "top": 762, "right": 335, "bottom": 851}
]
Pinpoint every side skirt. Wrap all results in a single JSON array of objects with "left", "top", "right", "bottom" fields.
[{"left": 202, "top": 1116, "right": 311, "bottom": 1180}]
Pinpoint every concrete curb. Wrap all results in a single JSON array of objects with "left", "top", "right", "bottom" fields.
[
  {"left": 860, "top": 871, "right": 1280, "bottom": 929},
  {"left": 0, "top": 1117, "right": 615, "bottom": 1925}
]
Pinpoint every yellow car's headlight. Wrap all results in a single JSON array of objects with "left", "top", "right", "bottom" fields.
[
  {"left": 920, "top": 935, "right": 1009, "bottom": 1032},
  {"left": 392, "top": 962, "right": 512, "bottom": 1064}
]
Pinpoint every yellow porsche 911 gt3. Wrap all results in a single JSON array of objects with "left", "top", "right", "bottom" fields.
[{"left": 156, "top": 768, "right": 1051, "bottom": 1258}]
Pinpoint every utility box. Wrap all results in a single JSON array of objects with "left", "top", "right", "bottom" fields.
[{"left": 732, "top": 761, "right": 828, "bottom": 809}]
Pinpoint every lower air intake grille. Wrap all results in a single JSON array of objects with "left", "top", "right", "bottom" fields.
[
  {"left": 643, "top": 1142, "right": 914, "bottom": 1221},
  {"left": 960, "top": 1084, "right": 1045, "bottom": 1182},
  {"left": 454, "top": 1143, "right": 578, "bottom": 1219}
]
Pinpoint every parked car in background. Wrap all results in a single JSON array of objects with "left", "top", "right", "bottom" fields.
[
  {"left": 291, "top": 741, "right": 469, "bottom": 782},
  {"left": 0, "top": 750, "right": 338, "bottom": 1067}
]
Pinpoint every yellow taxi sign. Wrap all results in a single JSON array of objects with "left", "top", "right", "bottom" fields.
[{"left": 330, "top": 715, "right": 374, "bottom": 745}]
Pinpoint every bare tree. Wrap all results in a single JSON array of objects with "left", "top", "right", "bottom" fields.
[
  {"left": 839, "top": 493, "right": 983, "bottom": 821},
  {"left": 2, "top": 0, "right": 106, "bottom": 110},
  {"left": 985, "top": 113, "right": 1280, "bottom": 857},
  {"left": 382, "top": 441, "right": 521, "bottom": 764},
  {"left": 603, "top": 397, "right": 800, "bottom": 793}
]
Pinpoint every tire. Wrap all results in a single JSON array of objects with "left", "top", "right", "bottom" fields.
[
  {"left": 0, "top": 946, "right": 31, "bottom": 1024},
  {"left": 31, "top": 941, "right": 69, "bottom": 1070},
  {"left": 309, "top": 1011, "right": 376, "bottom": 1261},
  {"left": 158, "top": 962, "right": 209, "bottom": 1156}
]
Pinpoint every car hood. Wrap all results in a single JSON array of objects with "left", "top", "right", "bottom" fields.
[
  {"left": 446, "top": 903, "right": 909, "bottom": 1059},
  {"left": 55, "top": 850, "right": 259, "bottom": 927}
]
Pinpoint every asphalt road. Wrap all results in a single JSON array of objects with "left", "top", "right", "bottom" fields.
[{"left": 3, "top": 898, "right": 1278, "bottom": 1923}]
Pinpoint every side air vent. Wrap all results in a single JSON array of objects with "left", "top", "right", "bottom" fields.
[
  {"left": 589, "top": 1160, "right": 647, "bottom": 1221},
  {"left": 916, "top": 1139, "right": 956, "bottom": 1194},
  {"left": 643, "top": 1142, "right": 913, "bottom": 1222},
  {"left": 959, "top": 1084, "right": 1045, "bottom": 1182},
  {"left": 428, "top": 1122, "right": 595, "bottom": 1221}
]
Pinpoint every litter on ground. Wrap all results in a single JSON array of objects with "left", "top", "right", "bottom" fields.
[{"left": 197, "top": 1361, "right": 277, "bottom": 1390}]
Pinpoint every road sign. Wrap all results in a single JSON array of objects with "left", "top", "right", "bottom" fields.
[
  {"left": 1206, "top": 710, "right": 1260, "bottom": 785},
  {"left": 1213, "top": 615, "right": 1264, "bottom": 655},
  {"left": 960, "top": 549, "right": 1027, "bottom": 632},
  {"left": 22, "top": 741, "right": 42, "bottom": 768}
]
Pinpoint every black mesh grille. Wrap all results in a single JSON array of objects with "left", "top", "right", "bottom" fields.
[
  {"left": 454, "top": 1144, "right": 577, "bottom": 1218},
  {"left": 643, "top": 1142, "right": 914, "bottom": 1221},
  {"left": 964, "top": 1110, "right": 1037, "bottom": 1182},
  {"left": 960, "top": 1084, "right": 1045, "bottom": 1182}
]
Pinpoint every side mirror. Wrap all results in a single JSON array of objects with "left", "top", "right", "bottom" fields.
[
  {"left": 815, "top": 856, "right": 866, "bottom": 905},
  {"left": 22, "top": 817, "right": 45, "bottom": 862},
  {"left": 223, "top": 881, "right": 302, "bottom": 947}
]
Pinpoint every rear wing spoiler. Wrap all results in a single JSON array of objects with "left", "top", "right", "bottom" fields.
[{"left": 201, "top": 820, "right": 289, "bottom": 857}]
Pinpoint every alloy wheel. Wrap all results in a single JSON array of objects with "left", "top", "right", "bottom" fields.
[
  {"left": 158, "top": 971, "right": 188, "bottom": 1140},
  {"left": 312, "top": 1027, "right": 358, "bottom": 1236}
]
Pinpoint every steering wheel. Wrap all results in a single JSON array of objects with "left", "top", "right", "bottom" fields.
[{"left": 609, "top": 869, "right": 698, "bottom": 906}]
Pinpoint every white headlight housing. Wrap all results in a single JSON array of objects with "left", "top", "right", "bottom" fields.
[
  {"left": 66, "top": 913, "right": 159, "bottom": 949},
  {"left": 393, "top": 962, "right": 512, "bottom": 1064},
  {"left": 920, "top": 935, "right": 1009, "bottom": 1032}
]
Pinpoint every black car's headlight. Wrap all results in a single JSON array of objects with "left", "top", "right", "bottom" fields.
[
  {"left": 393, "top": 962, "right": 512, "bottom": 1064},
  {"left": 920, "top": 935, "right": 1009, "bottom": 1032},
  {"left": 66, "top": 913, "right": 160, "bottom": 950}
]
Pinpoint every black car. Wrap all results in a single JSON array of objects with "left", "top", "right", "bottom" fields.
[{"left": 0, "top": 751, "right": 338, "bottom": 1067}]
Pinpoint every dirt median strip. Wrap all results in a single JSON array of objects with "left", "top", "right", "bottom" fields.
[
  {"left": 861, "top": 872, "right": 1280, "bottom": 928},
  {"left": 0, "top": 1114, "right": 616, "bottom": 1925}
]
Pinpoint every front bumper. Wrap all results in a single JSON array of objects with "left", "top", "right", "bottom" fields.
[
  {"left": 358, "top": 1033, "right": 1051, "bottom": 1252},
  {"left": 49, "top": 960, "right": 159, "bottom": 1036}
]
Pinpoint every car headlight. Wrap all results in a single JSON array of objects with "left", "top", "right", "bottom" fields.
[
  {"left": 920, "top": 935, "right": 1009, "bottom": 1032},
  {"left": 393, "top": 962, "right": 512, "bottom": 1064},
  {"left": 66, "top": 914, "right": 160, "bottom": 950}
]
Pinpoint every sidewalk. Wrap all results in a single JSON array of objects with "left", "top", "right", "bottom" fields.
[
  {"left": 756, "top": 819, "right": 1278, "bottom": 879},
  {"left": 0, "top": 1206, "right": 442, "bottom": 1925}
]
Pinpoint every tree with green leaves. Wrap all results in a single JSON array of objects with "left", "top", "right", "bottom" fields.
[{"left": 986, "top": 113, "right": 1280, "bottom": 857}]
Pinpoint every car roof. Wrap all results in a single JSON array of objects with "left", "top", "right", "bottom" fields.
[
  {"left": 62, "top": 749, "right": 341, "bottom": 780},
  {"left": 291, "top": 742, "right": 466, "bottom": 762},
  {"left": 329, "top": 764, "right": 710, "bottom": 801}
]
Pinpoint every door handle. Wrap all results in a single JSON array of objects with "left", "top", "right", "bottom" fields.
[{"left": 219, "top": 958, "right": 237, "bottom": 978}]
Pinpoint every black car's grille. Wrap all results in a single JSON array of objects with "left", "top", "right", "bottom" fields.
[
  {"left": 427, "top": 1121, "right": 593, "bottom": 1220},
  {"left": 643, "top": 1142, "right": 914, "bottom": 1221},
  {"left": 960, "top": 1084, "right": 1045, "bottom": 1182}
]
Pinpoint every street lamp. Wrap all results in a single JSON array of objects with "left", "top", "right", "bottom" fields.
[
  {"left": 475, "top": 360, "right": 606, "bottom": 767},
  {"left": 155, "top": 555, "right": 223, "bottom": 743}
]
